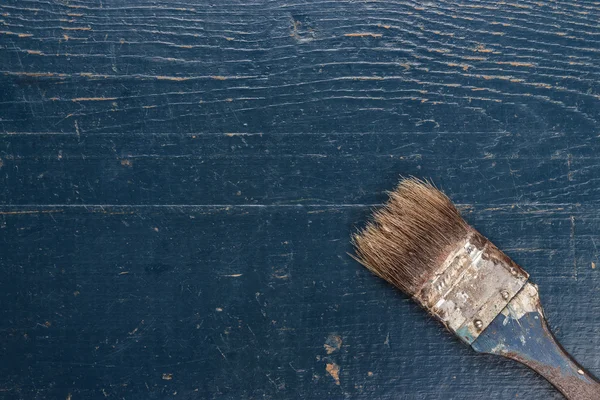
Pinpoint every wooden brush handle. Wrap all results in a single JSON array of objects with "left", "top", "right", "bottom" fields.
[{"left": 472, "top": 283, "right": 600, "bottom": 400}]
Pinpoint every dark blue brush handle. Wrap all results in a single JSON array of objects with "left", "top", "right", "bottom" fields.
[{"left": 472, "top": 283, "right": 600, "bottom": 400}]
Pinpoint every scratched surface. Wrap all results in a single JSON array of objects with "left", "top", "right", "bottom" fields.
[{"left": 1, "top": 0, "right": 600, "bottom": 399}]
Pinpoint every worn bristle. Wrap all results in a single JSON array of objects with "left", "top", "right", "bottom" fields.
[{"left": 352, "top": 178, "right": 470, "bottom": 295}]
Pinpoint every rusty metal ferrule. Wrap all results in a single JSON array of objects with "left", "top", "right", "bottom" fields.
[{"left": 415, "top": 230, "right": 529, "bottom": 344}]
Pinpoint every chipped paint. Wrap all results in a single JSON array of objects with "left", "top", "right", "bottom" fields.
[
  {"left": 501, "top": 282, "right": 541, "bottom": 321},
  {"left": 326, "top": 363, "right": 340, "bottom": 385},
  {"left": 324, "top": 334, "right": 342, "bottom": 354},
  {"left": 418, "top": 230, "right": 528, "bottom": 344},
  {"left": 472, "top": 283, "right": 600, "bottom": 398}
]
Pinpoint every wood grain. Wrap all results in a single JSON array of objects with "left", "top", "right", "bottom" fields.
[
  {"left": 1, "top": 0, "right": 599, "bottom": 135},
  {"left": 1, "top": 0, "right": 599, "bottom": 398},
  {"left": 1, "top": 205, "right": 599, "bottom": 399}
]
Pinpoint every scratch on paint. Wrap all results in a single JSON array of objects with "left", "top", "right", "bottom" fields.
[
  {"left": 72, "top": 97, "right": 117, "bottom": 102},
  {"left": 344, "top": 33, "right": 382, "bottom": 38},
  {"left": 0, "top": 210, "right": 63, "bottom": 215},
  {"left": 571, "top": 215, "right": 577, "bottom": 280}
]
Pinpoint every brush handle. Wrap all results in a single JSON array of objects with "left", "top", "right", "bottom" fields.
[{"left": 471, "top": 283, "right": 600, "bottom": 400}]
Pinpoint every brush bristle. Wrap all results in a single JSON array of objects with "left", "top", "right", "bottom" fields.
[{"left": 352, "top": 178, "right": 470, "bottom": 295}]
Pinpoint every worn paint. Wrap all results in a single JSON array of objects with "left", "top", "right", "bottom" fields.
[
  {"left": 324, "top": 334, "right": 342, "bottom": 354},
  {"left": 472, "top": 283, "right": 600, "bottom": 399},
  {"left": 417, "top": 230, "right": 528, "bottom": 343},
  {"left": 325, "top": 363, "right": 340, "bottom": 385},
  {"left": 2, "top": 0, "right": 600, "bottom": 398}
]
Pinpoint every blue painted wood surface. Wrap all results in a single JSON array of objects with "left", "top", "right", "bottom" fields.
[{"left": 1, "top": 0, "right": 600, "bottom": 399}]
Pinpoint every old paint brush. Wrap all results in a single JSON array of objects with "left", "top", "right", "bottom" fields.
[{"left": 352, "top": 178, "right": 600, "bottom": 400}]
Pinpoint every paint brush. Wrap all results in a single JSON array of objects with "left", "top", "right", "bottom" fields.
[{"left": 352, "top": 178, "right": 600, "bottom": 400}]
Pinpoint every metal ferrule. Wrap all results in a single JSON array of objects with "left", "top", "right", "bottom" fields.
[{"left": 415, "top": 230, "right": 529, "bottom": 344}]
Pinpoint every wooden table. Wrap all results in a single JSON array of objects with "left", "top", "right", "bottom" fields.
[{"left": 1, "top": 0, "right": 599, "bottom": 398}]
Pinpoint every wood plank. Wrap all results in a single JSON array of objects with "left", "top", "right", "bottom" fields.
[
  {"left": 1, "top": 0, "right": 599, "bottom": 134},
  {"left": 0, "top": 132, "right": 597, "bottom": 205},
  {"left": 1, "top": 205, "right": 599, "bottom": 399},
  {"left": 1, "top": 0, "right": 600, "bottom": 398}
]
